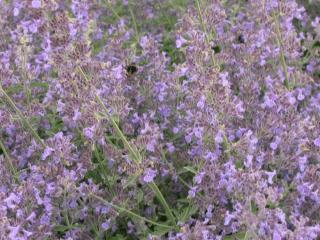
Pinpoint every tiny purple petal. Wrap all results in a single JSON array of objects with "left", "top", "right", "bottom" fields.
[
  {"left": 224, "top": 211, "right": 234, "bottom": 226},
  {"left": 195, "top": 171, "right": 205, "bottom": 184},
  {"left": 266, "top": 170, "right": 276, "bottom": 184},
  {"left": 42, "top": 146, "right": 54, "bottom": 160},
  {"left": 188, "top": 186, "right": 197, "bottom": 198},
  {"left": 244, "top": 155, "right": 253, "bottom": 168},
  {"left": 72, "top": 109, "right": 82, "bottom": 121},
  {"left": 13, "top": 8, "right": 20, "bottom": 16},
  {"left": 197, "top": 95, "right": 206, "bottom": 109},
  {"left": 140, "top": 36, "right": 150, "bottom": 49},
  {"left": 143, "top": 168, "right": 157, "bottom": 183},
  {"left": 83, "top": 126, "right": 95, "bottom": 140},
  {"left": 270, "top": 142, "right": 278, "bottom": 150},
  {"left": 146, "top": 139, "right": 157, "bottom": 152},
  {"left": 176, "top": 36, "right": 187, "bottom": 48},
  {"left": 31, "top": 0, "right": 41, "bottom": 8},
  {"left": 314, "top": 137, "right": 320, "bottom": 147},
  {"left": 101, "top": 219, "right": 111, "bottom": 230}
]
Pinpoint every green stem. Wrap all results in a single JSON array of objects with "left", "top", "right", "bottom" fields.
[
  {"left": 128, "top": 0, "right": 139, "bottom": 42},
  {"left": 0, "top": 86, "right": 45, "bottom": 148},
  {"left": 95, "top": 94, "right": 142, "bottom": 165},
  {"left": 273, "top": 12, "right": 291, "bottom": 89},
  {"left": 103, "top": 0, "right": 122, "bottom": 22},
  {"left": 63, "top": 190, "right": 71, "bottom": 227},
  {"left": 79, "top": 67, "right": 141, "bottom": 165},
  {"left": 0, "top": 138, "right": 19, "bottom": 183},
  {"left": 21, "top": 46, "right": 32, "bottom": 110},
  {"left": 195, "top": 0, "right": 206, "bottom": 37},
  {"left": 195, "top": 0, "right": 217, "bottom": 67},
  {"left": 148, "top": 181, "right": 176, "bottom": 224},
  {"left": 77, "top": 66, "right": 91, "bottom": 84},
  {"left": 91, "top": 193, "right": 177, "bottom": 230},
  {"left": 93, "top": 144, "right": 116, "bottom": 197},
  {"left": 95, "top": 94, "right": 176, "bottom": 225},
  {"left": 80, "top": 62, "right": 176, "bottom": 225}
]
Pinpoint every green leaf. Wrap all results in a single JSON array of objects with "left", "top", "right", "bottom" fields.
[
  {"left": 178, "top": 204, "right": 198, "bottom": 222},
  {"left": 123, "top": 174, "right": 139, "bottom": 189},
  {"left": 91, "top": 33, "right": 107, "bottom": 55},
  {"left": 312, "top": 41, "right": 320, "bottom": 49},
  {"left": 250, "top": 200, "right": 259, "bottom": 214},
  {"left": 109, "top": 234, "right": 127, "bottom": 240},
  {"left": 4, "top": 84, "right": 23, "bottom": 95},
  {"left": 91, "top": 194, "right": 176, "bottom": 230},
  {"left": 53, "top": 224, "right": 80, "bottom": 233},
  {"left": 137, "top": 188, "right": 144, "bottom": 204},
  {"left": 30, "top": 81, "right": 49, "bottom": 89},
  {"left": 151, "top": 225, "right": 172, "bottom": 236},
  {"left": 224, "top": 231, "right": 247, "bottom": 240},
  {"left": 53, "top": 225, "right": 70, "bottom": 233},
  {"left": 266, "top": 201, "right": 277, "bottom": 209},
  {"left": 235, "top": 159, "right": 244, "bottom": 170},
  {"left": 182, "top": 166, "right": 197, "bottom": 174}
]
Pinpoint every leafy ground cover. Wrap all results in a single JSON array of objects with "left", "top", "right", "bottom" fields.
[{"left": 0, "top": 0, "right": 320, "bottom": 239}]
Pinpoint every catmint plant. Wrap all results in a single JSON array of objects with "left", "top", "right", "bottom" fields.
[{"left": 0, "top": 0, "right": 320, "bottom": 239}]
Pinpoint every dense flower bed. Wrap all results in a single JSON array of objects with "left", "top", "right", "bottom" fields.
[{"left": 0, "top": 0, "right": 319, "bottom": 239}]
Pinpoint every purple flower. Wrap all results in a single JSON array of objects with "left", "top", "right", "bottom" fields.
[
  {"left": 297, "top": 91, "right": 305, "bottom": 101},
  {"left": 298, "top": 156, "right": 308, "bottom": 172},
  {"left": 166, "top": 142, "right": 175, "bottom": 153},
  {"left": 56, "top": 100, "right": 65, "bottom": 113},
  {"left": 28, "top": 21, "right": 38, "bottom": 33},
  {"left": 112, "top": 65, "right": 123, "bottom": 80},
  {"left": 176, "top": 36, "right": 187, "bottom": 48},
  {"left": 4, "top": 193, "right": 21, "bottom": 209},
  {"left": 193, "top": 127, "right": 203, "bottom": 139},
  {"left": 8, "top": 225, "right": 21, "bottom": 240},
  {"left": 83, "top": 126, "right": 95, "bottom": 140},
  {"left": 41, "top": 146, "right": 54, "bottom": 160},
  {"left": 314, "top": 137, "right": 320, "bottom": 147},
  {"left": 185, "top": 133, "right": 192, "bottom": 143},
  {"left": 272, "top": 225, "right": 282, "bottom": 240},
  {"left": 13, "top": 7, "right": 20, "bottom": 16},
  {"left": 31, "top": 0, "right": 42, "bottom": 8},
  {"left": 244, "top": 155, "right": 253, "bottom": 168},
  {"left": 33, "top": 187, "right": 43, "bottom": 205},
  {"left": 265, "top": 170, "right": 276, "bottom": 184},
  {"left": 101, "top": 219, "right": 111, "bottom": 230},
  {"left": 26, "top": 212, "right": 36, "bottom": 223},
  {"left": 72, "top": 109, "right": 82, "bottom": 122},
  {"left": 270, "top": 142, "right": 278, "bottom": 150},
  {"left": 197, "top": 95, "right": 206, "bottom": 109},
  {"left": 215, "top": 130, "right": 224, "bottom": 144},
  {"left": 270, "top": 136, "right": 281, "bottom": 151},
  {"left": 224, "top": 211, "right": 234, "bottom": 226},
  {"left": 40, "top": 214, "right": 50, "bottom": 225},
  {"left": 188, "top": 186, "right": 198, "bottom": 198},
  {"left": 219, "top": 72, "right": 230, "bottom": 88},
  {"left": 263, "top": 95, "right": 276, "bottom": 108},
  {"left": 143, "top": 168, "right": 157, "bottom": 183},
  {"left": 140, "top": 36, "right": 150, "bottom": 49},
  {"left": 287, "top": 93, "right": 296, "bottom": 105},
  {"left": 194, "top": 171, "right": 205, "bottom": 184},
  {"left": 146, "top": 139, "right": 157, "bottom": 152}
]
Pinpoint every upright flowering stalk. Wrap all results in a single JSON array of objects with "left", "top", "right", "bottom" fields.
[
  {"left": 95, "top": 79, "right": 177, "bottom": 226},
  {"left": 0, "top": 0, "right": 320, "bottom": 239}
]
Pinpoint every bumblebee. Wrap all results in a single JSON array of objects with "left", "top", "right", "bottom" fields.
[
  {"left": 237, "top": 34, "right": 245, "bottom": 44},
  {"left": 125, "top": 63, "right": 138, "bottom": 78}
]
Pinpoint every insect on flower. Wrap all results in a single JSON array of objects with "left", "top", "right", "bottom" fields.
[
  {"left": 125, "top": 63, "right": 138, "bottom": 78},
  {"left": 237, "top": 34, "right": 245, "bottom": 44}
]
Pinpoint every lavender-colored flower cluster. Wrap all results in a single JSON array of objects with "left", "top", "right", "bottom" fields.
[{"left": 0, "top": 0, "right": 319, "bottom": 239}]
